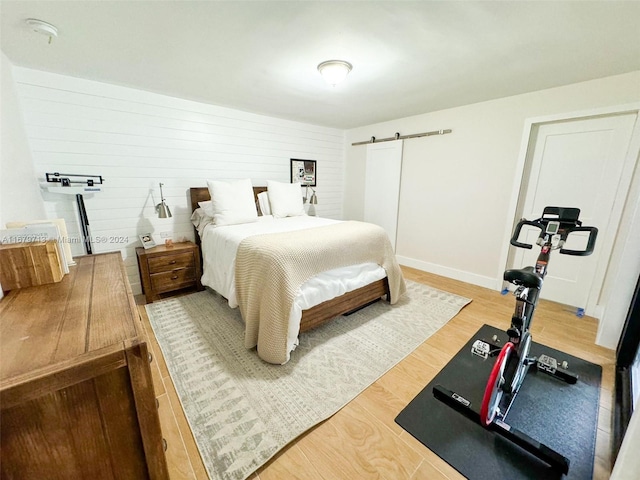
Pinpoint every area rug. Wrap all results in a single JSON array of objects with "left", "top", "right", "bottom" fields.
[{"left": 146, "top": 280, "right": 471, "bottom": 480}]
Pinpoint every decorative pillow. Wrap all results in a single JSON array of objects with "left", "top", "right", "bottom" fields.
[
  {"left": 190, "top": 207, "right": 206, "bottom": 228},
  {"left": 206, "top": 179, "right": 258, "bottom": 226},
  {"left": 190, "top": 208, "right": 214, "bottom": 237},
  {"left": 267, "top": 180, "right": 305, "bottom": 218},
  {"left": 257, "top": 191, "right": 271, "bottom": 216},
  {"left": 197, "top": 200, "right": 215, "bottom": 218}
]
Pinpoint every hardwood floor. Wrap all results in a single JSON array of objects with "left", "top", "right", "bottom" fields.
[{"left": 137, "top": 266, "right": 615, "bottom": 479}]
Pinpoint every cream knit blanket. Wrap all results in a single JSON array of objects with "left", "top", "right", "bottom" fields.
[{"left": 235, "top": 220, "right": 406, "bottom": 364}]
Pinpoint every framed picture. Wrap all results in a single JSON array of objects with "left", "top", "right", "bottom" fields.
[
  {"left": 139, "top": 233, "right": 156, "bottom": 249},
  {"left": 290, "top": 159, "right": 316, "bottom": 187}
]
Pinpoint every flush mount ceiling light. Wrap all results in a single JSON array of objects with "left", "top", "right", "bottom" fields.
[
  {"left": 317, "top": 60, "right": 352, "bottom": 86},
  {"left": 25, "top": 18, "right": 58, "bottom": 43}
]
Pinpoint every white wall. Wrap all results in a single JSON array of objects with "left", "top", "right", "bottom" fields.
[
  {"left": 0, "top": 54, "right": 48, "bottom": 299},
  {"left": 6, "top": 59, "right": 639, "bottom": 327},
  {"left": 345, "top": 71, "right": 640, "bottom": 347},
  {"left": 10, "top": 66, "right": 345, "bottom": 294},
  {"left": 345, "top": 71, "right": 640, "bottom": 287},
  {"left": 1, "top": 54, "right": 46, "bottom": 226}
]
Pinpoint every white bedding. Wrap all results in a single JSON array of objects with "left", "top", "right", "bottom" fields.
[{"left": 200, "top": 215, "right": 386, "bottom": 353}]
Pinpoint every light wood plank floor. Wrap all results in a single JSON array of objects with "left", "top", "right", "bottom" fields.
[{"left": 137, "top": 266, "right": 615, "bottom": 479}]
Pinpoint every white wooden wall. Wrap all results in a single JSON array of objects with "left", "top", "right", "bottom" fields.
[{"left": 13, "top": 67, "right": 345, "bottom": 294}]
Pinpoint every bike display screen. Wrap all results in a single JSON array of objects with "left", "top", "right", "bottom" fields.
[{"left": 546, "top": 221, "right": 560, "bottom": 235}]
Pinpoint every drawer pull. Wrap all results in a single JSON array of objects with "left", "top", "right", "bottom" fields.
[
  {"left": 171, "top": 275, "right": 178, "bottom": 280},
  {"left": 148, "top": 352, "right": 153, "bottom": 363},
  {"left": 163, "top": 438, "right": 168, "bottom": 451},
  {"left": 168, "top": 260, "right": 177, "bottom": 265}
]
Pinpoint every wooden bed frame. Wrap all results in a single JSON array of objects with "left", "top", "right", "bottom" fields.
[{"left": 189, "top": 187, "right": 390, "bottom": 332}]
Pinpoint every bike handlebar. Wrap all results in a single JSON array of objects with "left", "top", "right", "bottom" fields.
[
  {"left": 509, "top": 208, "right": 598, "bottom": 256},
  {"left": 510, "top": 220, "right": 541, "bottom": 250},
  {"left": 559, "top": 225, "right": 598, "bottom": 256}
]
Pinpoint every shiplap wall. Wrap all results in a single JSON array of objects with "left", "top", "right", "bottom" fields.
[{"left": 13, "top": 67, "right": 345, "bottom": 294}]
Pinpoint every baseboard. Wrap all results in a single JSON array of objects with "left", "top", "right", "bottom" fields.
[{"left": 396, "top": 255, "right": 499, "bottom": 291}]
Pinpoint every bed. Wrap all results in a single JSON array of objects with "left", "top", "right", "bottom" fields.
[{"left": 189, "top": 182, "right": 405, "bottom": 364}]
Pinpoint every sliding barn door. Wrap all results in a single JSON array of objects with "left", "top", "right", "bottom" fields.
[{"left": 364, "top": 140, "right": 404, "bottom": 251}]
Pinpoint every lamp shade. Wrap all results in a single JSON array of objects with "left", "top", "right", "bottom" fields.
[
  {"left": 317, "top": 60, "right": 352, "bottom": 86},
  {"left": 307, "top": 189, "right": 318, "bottom": 216},
  {"left": 156, "top": 183, "right": 172, "bottom": 218},
  {"left": 156, "top": 202, "right": 172, "bottom": 218}
]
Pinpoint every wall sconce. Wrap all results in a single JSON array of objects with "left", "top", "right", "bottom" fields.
[
  {"left": 304, "top": 185, "right": 318, "bottom": 216},
  {"left": 156, "top": 183, "right": 172, "bottom": 218}
]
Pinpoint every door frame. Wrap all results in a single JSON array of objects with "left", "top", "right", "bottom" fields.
[{"left": 499, "top": 103, "right": 640, "bottom": 347}]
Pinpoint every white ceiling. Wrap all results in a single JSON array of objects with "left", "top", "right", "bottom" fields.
[{"left": 2, "top": 1, "right": 639, "bottom": 129}]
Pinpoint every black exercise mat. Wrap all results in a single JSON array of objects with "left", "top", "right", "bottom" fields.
[{"left": 395, "top": 324, "right": 601, "bottom": 480}]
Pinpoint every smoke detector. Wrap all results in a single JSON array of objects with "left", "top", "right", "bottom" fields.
[{"left": 25, "top": 18, "right": 58, "bottom": 43}]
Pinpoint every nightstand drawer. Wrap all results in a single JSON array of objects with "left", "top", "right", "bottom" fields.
[
  {"left": 148, "top": 252, "right": 194, "bottom": 273},
  {"left": 151, "top": 267, "right": 196, "bottom": 293}
]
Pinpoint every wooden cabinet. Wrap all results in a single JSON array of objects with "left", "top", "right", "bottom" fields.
[
  {"left": 137, "top": 242, "right": 203, "bottom": 304},
  {"left": 0, "top": 252, "right": 169, "bottom": 479}
]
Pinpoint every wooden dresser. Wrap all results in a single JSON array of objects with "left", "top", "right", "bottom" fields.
[{"left": 0, "top": 252, "right": 169, "bottom": 479}]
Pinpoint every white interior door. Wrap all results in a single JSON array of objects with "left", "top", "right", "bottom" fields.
[
  {"left": 364, "top": 140, "right": 403, "bottom": 251},
  {"left": 513, "top": 113, "right": 637, "bottom": 309}
]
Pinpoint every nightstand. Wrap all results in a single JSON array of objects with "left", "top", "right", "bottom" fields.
[{"left": 136, "top": 241, "right": 203, "bottom": 303}]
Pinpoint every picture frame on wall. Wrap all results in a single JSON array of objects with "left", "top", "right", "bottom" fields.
[{"left": 290, "top": 159, "right": 317, "bottom": 187}]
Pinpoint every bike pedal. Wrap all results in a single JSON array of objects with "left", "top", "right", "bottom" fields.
[
  {"left": 536, "top": 354, "right": 579, "bottom": 383},
  {"left": 537, "top": 354, "right": 558, "bottom": 374},
  {"left": 471, "top": 340, "right": 491, "bottom": 359}
]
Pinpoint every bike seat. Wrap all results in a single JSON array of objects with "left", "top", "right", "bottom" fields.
[{"left": 503, "top": 266, "right": 543, "bottom": 289}]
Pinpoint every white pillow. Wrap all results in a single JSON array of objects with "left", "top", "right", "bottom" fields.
[
  {"left": 197, "top": 200, "right": 215, "bottom": 218},
  {"left": 257, "top": 191, "right": 271, "bottom": 216},
  {"left": 206, "top": 179, "right": 258, "bottom": 226},
  {"left": 267, "top": 180, "right": 305, "bottom": 218}
]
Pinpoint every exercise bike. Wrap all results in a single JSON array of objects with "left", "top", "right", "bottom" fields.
[{"left": 433, "top": 206, "right": 598, "bottom": 475}]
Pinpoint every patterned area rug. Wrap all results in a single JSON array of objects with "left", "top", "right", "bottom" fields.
[{"left": 146, "top": 280, "right": 471, "bottom": 480}]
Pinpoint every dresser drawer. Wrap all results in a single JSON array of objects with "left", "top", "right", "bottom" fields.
[
  {"left": 147, "top": 252, "right": 194, "bottom": 274},
  {"left": 151, "top": 267, "right": 196, "bottom": 293}
]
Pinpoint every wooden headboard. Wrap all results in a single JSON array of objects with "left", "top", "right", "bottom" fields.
[
  {"left": 189, "top": 186, "right": 268, "bottom": 214},
  {"left": 189, "top": 186, "right": 268, "bottom": 248}
]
